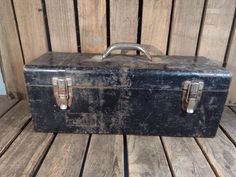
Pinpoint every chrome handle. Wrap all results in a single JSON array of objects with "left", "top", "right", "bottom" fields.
[{"left": 102, "top": 43, "right": 152, "bottom": 61}]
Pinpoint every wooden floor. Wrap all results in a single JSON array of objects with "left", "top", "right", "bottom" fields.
[{"left": 0, "top": 96, "right": 236, "bottom": 177}]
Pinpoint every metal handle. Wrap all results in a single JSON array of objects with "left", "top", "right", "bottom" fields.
[{"left": 102, "top": 43, "right": 152, "bottom": 61}]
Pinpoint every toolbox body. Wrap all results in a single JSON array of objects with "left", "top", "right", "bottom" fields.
[{"left": 24, "top": 50, "right": 231, "bottom": 137}]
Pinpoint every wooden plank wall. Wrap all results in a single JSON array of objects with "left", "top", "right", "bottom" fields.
[{"left": 0, "top": 0, "right": 236, "bottom": 105}]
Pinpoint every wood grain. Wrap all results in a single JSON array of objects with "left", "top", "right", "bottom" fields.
[
  {"left": 226, "top": 18, "right": 236, "bottom": 105},
  {"left": 198, "top": 0, "right": 235, "bottom": 63},
  {"left": 82, "top": 135, "right": 124, "bottom": 177},
  {"left": 0, "top": 0, "right": 26, "bottom": 98},
  {"left": 36, "top": 134, "right": 89, "bottom": 177},
  {"left": 0, "top": 101, "right": 31, "bottom": 156},
  {"left": 168, "top": 0, "right": 204, "bottom": 55},
  {"left": 220, "top": 107, "right": 236, "bottom": 144},
  {"left": 78, "top": 0, "right": 107, "bottom": 53},
  {"left": 46, "top": 0, "right": 77, "bottom": 52},
  {"left": 13, "top": 0, "right": 48, "bottom": 64},
  {"left": 162, "top": 137, "right": 215, "bottom": 177},
  {"left": 0, "top": 96, "right": 17, "bottom": 118},
  {"left": 197, "top": 129, "right": 236, "bottom": 177},
  {"left": 127, "top": 135, "right": 172, "bottom": 177},
  {"left": 110, "top": 0, "right": 139, "bottom": 54},
  {"left": 141, "top": 0, "right": 172, "bottom": 55},
  {"left": 0, "top": 122, "right": 54, "bottom": 177}
]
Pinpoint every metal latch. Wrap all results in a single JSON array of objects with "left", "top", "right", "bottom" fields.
[
  {"left": 182, "top": 80, "right": 204, "bottom": 113},
  {"left": 52, "top": 77, "right": 73, "bottom": 110}
]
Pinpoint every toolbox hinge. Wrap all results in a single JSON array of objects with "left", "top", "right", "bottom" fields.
[
  {"left": 52, "top": 77, "right": 73, "bottom": 110},
  {"left": 182, "top": 80, "right": 204, "bottom": 114}
]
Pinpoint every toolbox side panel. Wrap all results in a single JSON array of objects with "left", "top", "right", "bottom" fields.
[{"left": 27, "top": 86, "right": 227, "bottom": 136}]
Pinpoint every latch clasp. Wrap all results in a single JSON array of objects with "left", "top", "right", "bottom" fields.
[
  {"left": 52, "top": 77, "right": 73, "bottom": 110},
  {"left": 182, "top": 80, "right": 204, "bottom": 113}
]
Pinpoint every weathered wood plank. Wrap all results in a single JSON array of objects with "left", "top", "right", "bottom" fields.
[
  {"left": 198, "top": 0, "right": 235, "bottom": 63},
  {"left": 141, "top": 0, "right": 172, "bottom": 55},
  {"left": 82, "top": 135, "right": 123, "bottom": 177},
  {"left": 127, "top": 136, "right": 172, "bottom": 177},
  {"left": 162, "top": 137, "right": 215, "bottom": 177},
  {"left": 78, "top": 0, "right": 107, "bottom": 53},
  {"left": 0, "top": 122, "right": 54, "bottom": 177},
  {"left": 0, "top": 101, "right": 31, "bottom": 156},
  {"left": 0, "top": 0, "right": 26, "bottom": 98},
  {"left": 13, "top": 0, "right": 48, "bottom": 64},
  {"left": 197, "top": 129, "right": 236, "bottom": 177},
  {"left": 36, "top": 134, "right": 89, "bottom": 177},
  {"left": 226, "top": 17, "right": 236, "bottom": 105},
  {"left": 110, "top": 0, "right": 139, "bottom": 54},
  {"left": 46, "top": 0, "right": 77, "bottom": 52},
  {"left": 0, "top": 96, "right": 17, "bottom": 118},
  {"left": 220, "top": 107, "right": 236, "bottom": 144},
  {"left": 168, "top": 0, "right": 204, "bottom": 55}
]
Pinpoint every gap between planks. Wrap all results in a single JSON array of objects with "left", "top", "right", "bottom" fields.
[
  {"left": 219, "top": 106, "right": 236, "bottom": 146},
  {"left": 127, "top": 135, "right": 172, "bottom": 177},
  {"left": 0, "top": 122, "right": 54, "bottom": 177},
  {"left": 35, "top": 134, "right": 89, "bottom": 177},
  {"left": 0, "top": 96, "right": 19, "bottom": 118},
  {"left": 0, "top": 101, "right": 31, "bottom": 157},
  {"left": 195, "top": 128, "right": 236, "bottom": 177},
  {"left": 0, "top": 100, "right": 55, "bottom": 177},
  {"left": 193, "top": 106, "right": 236, "bottom": 177}
]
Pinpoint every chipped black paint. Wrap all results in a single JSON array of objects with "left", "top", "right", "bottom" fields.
[{"left": 24, "top": 52, "right": 232, "bottom": 137}]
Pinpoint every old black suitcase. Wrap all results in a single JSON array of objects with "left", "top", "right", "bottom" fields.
[{"left": 24, "top": 43, "right": 232, "bottom": 137}]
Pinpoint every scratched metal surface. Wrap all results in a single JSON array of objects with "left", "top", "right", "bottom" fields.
[
  {"left": 24, "top": 52, "right": 231, "bottom": 136},
  {"left": 24, "top": 53, "right": 231, "bottom": 91},
  {"left": 26, "top": 52, "right": 228, "bottom": 72}
]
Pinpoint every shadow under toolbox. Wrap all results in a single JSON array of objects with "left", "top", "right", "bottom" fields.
[{"left": 24, "top": 43, "right": 232, "bottom": 137}]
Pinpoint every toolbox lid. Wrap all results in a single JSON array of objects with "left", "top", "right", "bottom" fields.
[
  {"left": 24, "top": 52, "right": 230, "bottom": 71},
  {"left": 24, "top": 52, "right": 231, "bottom": 91}
]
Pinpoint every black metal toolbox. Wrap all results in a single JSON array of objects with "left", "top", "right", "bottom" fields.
[{"left": 24, "top": 43, "right": 231, "bottom": 137}]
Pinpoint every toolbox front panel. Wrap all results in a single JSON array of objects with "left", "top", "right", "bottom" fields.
[{"left": 27, "top": 86, "right": 227, "bottom": 136}]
